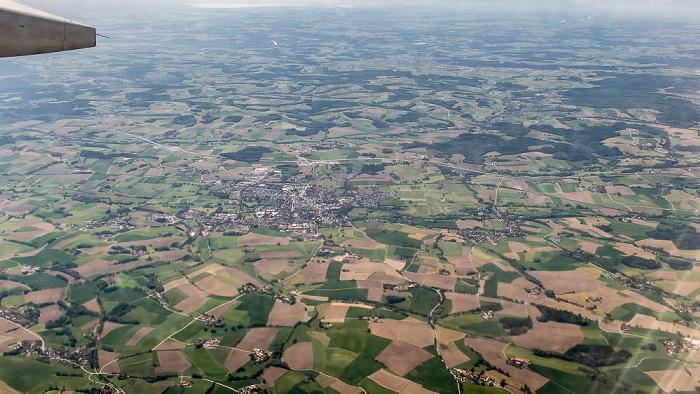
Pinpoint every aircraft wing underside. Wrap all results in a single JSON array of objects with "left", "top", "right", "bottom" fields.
[{"left": 0, "top": 0, "right": 95, "bottom": 57}]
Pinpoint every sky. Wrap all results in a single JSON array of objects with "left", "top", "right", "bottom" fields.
[{"left": 15, "top": 0, "right": 700, "bottom": 23}]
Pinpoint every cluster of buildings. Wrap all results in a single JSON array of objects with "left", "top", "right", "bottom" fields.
[
  {"left": 46, "top": 345, "right": 92, "bottom": 367},
  {"left": 459, "top": 220, "right": 523, "bottom": 244},
  {"left": 200, "top": 313, "right": 225, "bottom": 327},
  {"left": 250, "top": 348, "right": 272, "bottom": 363},
  {"left": 453, "top": 369, "right": 495, "bottom": 386},
  {"left": 0, "top": 306, "right": 38, "bottom": 327},
  {"left": 506, "top": 357, "right": 531, "bottom": 368},
  {"left": 70, "top": 217, "right": 134, "bottom": 232},
  {"left": 240, "top": 384, "right": 260, "bottom": 394},
  {"left": 194, "top": 339, "right": 220, "bottom": 349},
  {"left": 663, "top": 339, "right": 682, "bottom": 356},
  {"left": 6, "top": 340, "right": 41, "bottom": 355}
]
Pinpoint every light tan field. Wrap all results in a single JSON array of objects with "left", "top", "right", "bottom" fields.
[
  {"left": 98, "top": 350, "right": 120, "bottom": 373},
  {"left": 154, "top": 340, "right": 185, "bottom": 351},
  {"left": 126, "top": 327, "right": 154, "bottom": 347},
  {"left": 445, "top": 293, "right": 480, "bottom": 314},
  {"left": 529, "top": 270, "right": 605, "bottom": 294},
  {"left": 613, "top": 243, "right": 656, "bottom": 260},
  {"left": 8, "top": 230, "right": 49, "bottom": 243},
  {"left": 403, "top": 272, "right": 455, "bottom": 290},
  {"left": 322, "top": 303, "right": 350, "bottom": 323},
  {"left": 155, "top": 350, "right": 191, "bottom": 373},
  {"left": 341, "top": 239, "right": 381, "bottom": 249},
  {"left": 465, "top": 337, "right": 549, "bottom": 390},
  {"left": 370, "top": 319, "right": 434, "bottom": 348},
  {"left": 261, "top": 366, "right": 288, "bottom": 387},
  {"left": 330, "top": 380, "right": 363, "bottom": 394},
  {"left": 267, "top": 300, "right": 306, "bottom": 326},
  {"left": 80, "top": 318, "right": 99, "bottom": 331},
  {"left": 223, "top": 349, "right": 251, "bottom": 372},
  {"left": 236, "top": 327, "right": 279, "bottom": 351},
  {"left": 646, "top": 271, "right": 678, "bottom": 281},
  {"left": 376, "top": 340, "right": 433, "bottom": 376},
  {"left": 207, "top": 301, "right": 237, "bottom": 318},
  {"left": 0, "top": 280, "right": 25, "bottom": 290},
  {"left": 163, "top": 277, "right": 188, "bottom": 291},
  {"left": 369, "top": 369, "right": 437, "bottom": 394},
  {"left": 283, "top": 342, "right": 313, "bottom": 370},
  {"left": 578, "top": 241, "right": 602, "bottom": 254},
  {"left": 259, "top": 251, "right": 303, "bottom": 259},
  {"left": 646, "top": 369, "right": 698, "bottom": 393},
  {"left": 254, "top": 259, "right": 292, "bottom": 275},
  {"left": 194, "top": 275, "right": 238, "bottom": 296},
  {"left": 384, "top": 258, "right": 406, "bottom": 271},
  {"left": 237, "top": 233, "right": 289, "bottom": 247},
  {"left": 100, "top": 322, "right": 125, "bottom": 339},
  {"left": 286, "top": 261, "right": 328, "bottom": 284},
  {"left": 441, "top": 341, "right": 470, "bottom": 368},
  {"left": 24, "top": 288, "right": 64, "bottom": 304},
  {"left": 512, "top": 320, "right": 583, "bottom": 353},
  {"left": 340, "top": 261, "right": 402, "bottom": 282},
  {"left": 627, "top": 314, "right": 700, "bottom": 338},
  {"left": 497, "top": 280, "right": 531, "bottom": 303},
  {"left": 601, "top": 290, "right": 671, "bottom": 314},
  {"left": 38, "top": 304, "right": 62, "bottom": 323},
  {"left": 174, "top": 295, "right": 209, "bottom": 314},
  {"left": 638, "top": 238, "right": 700, "bottom": 260},
  {"left": 188, "top": 263, "right": 261, "bottom": 287},
  {"left": 605, "top": 185, "right": 635, "bottom": 196},
  {"left": 436, "top": 325, "right": 466, "bottom": 344},
  {"left": 76, "top": 256, "right": 165, "bottom": 277},
  {"left": 492, "top": 299, "right": 530, "bottom": 318},
  {"left": 672, "top": 281, "right": 700, "bottom": 297}
]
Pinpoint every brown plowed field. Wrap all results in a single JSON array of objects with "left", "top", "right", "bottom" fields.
[
  {"left": 330, "top": 380, "right": 363, "bottom": 394},
  {"left": 601, "top": 290, "right": 672, "bottom": 314},
  {"left": 465, "top": 336, "right": 549, "bottom": 390},
  {"left": 369, "top": 319, "right": 434, "bottom": 348},
  {"left": 441, "top": 341, "right": 470, "bottom": 368},
  {"left": 512, "top": 320, "right": 583, "bottom": 353},
  {"left": 261, "top": 366, "right": 288, "bottom": 387},
  {"left": 254, "top": 259, "right": 292, "bottom": 275},
  {"left": 38, "top": 304, "right": 62, "bottom": 323},
  {"left": 154, "top": 340, "right": 186, "bottom": 351},
  {"left": 155, "top": 350, "right": 191, "bottom": 373},
  {"left": 369, "top": 369, "right": 437, "bottom": 394},
  {"left": 125, "top": 327, "right": 154, "bottom": 346},
  {"left": 259, "top": 251, "right": 303, "bottom": 259},
  {"left": 24, "top": 288, "right": 64, "bottom": 304},
  {"left": 283, "top": 342, "right": 313, "bottom": 370},
  {"left": 237, "top": 233, "right": 289, "bottom": 247},
  {"left": 98, "top": 350, "right": 120, "bottom": 373},
  {"left": 646, "top": 369, "right": 698, "bottom": 393},
  {"left": 322, "top": 303, "right": 350, "bottom": 323},
  {"left": 530, "top": 270, "right": 605, "bottom": 294},
  {"left": 236, "top": 327, "right": 279, "bottom": 351},
  {"left": 445, "top": 293, "right": 480, "bottom": 314},
  {"left": 195, "top": 275, "right": 238, "bottom": 297},
  {"left": 375, "top": 340, "right": 433, "bottom": 376},
  {"left": 100, "top": 322, "right": 125, "bottom": 339},
  {"left": 403, "top": 272, "right": 455, "bottom": 291},
  {"left": 267, "top": 300, "right": 306, "bottom": 326},
  {"left": 286, "top": 261, "right": 328, "bottom": 284}
]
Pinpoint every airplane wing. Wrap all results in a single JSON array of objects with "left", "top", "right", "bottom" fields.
[{"left": 0, "top": 0, "right": 95, "bottom": 57}]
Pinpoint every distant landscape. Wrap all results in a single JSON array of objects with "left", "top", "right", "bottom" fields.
[{"left": 0, "top": 2, "right": 698, "bottom": 394}]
